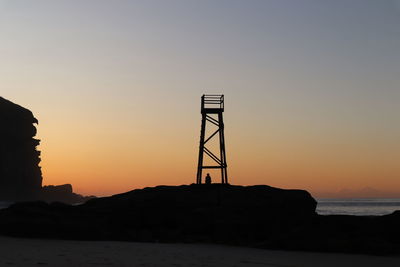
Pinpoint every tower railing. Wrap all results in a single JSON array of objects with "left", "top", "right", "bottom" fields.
[{"left": 201, "top": 94, "right": 224, "bottom": 112}]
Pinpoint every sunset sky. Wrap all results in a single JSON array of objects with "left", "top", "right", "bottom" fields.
[{"left": 1, "top": 0, "right": 399, "bottom": 197}]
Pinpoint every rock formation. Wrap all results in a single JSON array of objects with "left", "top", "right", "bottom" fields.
[
  {"left": 0, "top": 184, "right": 317, "bottom": 244},
  {"left": 41, "top": 184, "right": 90, "bottom": 204},
  {"left": 1, "top": 184, "right": 400, "bottom": 254},
  {"left": 0, "top": 97, "right": 42, "bottom": 200},
  {"left": 0, "top": 96, "right": 91, "bottom": 203}
]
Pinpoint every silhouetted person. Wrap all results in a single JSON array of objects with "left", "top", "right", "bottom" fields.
[{"left": 205, "top": 173, "right": 212, "bottom": 184}]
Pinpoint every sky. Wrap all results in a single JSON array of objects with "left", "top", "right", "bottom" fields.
[{"left": 0, "top": 0, "right": 399, "bottom": 197}]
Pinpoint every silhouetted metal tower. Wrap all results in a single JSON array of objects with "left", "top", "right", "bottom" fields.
[{"left": 196, "top": 94, "right": 228, "bottom": 184}]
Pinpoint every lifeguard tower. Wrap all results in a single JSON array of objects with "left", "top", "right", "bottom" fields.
[{"left": 196, "top": 94, "right": 228, "bottom": 184}]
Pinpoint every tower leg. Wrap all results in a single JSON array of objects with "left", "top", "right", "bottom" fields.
[
  {"left": 218, "top": 113, "right": 228, "bottom": 184},
  {"left": 196, "top": 113, "right": 206, "bottom": 184}
]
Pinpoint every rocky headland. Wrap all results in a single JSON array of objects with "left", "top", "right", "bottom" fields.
[
  {"left": 0, "top": 96, "right": 91, "bottom": 204},
  {"left": 0, "top": 184, "right": 315, "bottom": 242},
  {"left": 1, "top": 184, "right": 400, "bottom": 255}
]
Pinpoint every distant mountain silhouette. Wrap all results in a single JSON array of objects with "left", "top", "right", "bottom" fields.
[{"left": 0, "top": 96, "right": 92, "bottom": 203}]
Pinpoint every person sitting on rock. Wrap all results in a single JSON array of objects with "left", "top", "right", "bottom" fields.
[{"left": 205, "top": 173, "right": 212, "bottom": 184}]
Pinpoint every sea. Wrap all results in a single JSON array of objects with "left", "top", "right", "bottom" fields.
[
  {"left": 0, "top": 201, "right": 13, "bottom": 210},
  {"left": 317, "top": 198, "right": 400, "bottom": 216},
  {"left": 2, "top": 199, "right": 400, "bottom": 216}
]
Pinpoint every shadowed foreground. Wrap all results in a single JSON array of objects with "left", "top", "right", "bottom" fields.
[
  {"left": 0, "top": 237, "right": 399, "bottom": 267},
  {"left": 2, "top": 184, "right": 400, "bottom": 255}
]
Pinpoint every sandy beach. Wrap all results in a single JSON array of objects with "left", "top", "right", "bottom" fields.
[{"left": 0, "top": 237, "right": 399, "bottom": 267}]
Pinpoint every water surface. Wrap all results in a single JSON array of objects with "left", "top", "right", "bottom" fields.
[{"left": 317, "top": 198, "right": 400, "bottom": 216}]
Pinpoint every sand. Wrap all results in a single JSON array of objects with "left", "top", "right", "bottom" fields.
[{"left": 0, "top": 237, "right": 399, "bottom": 267}]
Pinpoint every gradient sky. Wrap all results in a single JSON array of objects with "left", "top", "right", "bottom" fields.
[{"left": 1, "top": 0, "right": 399, "bottom": 197}]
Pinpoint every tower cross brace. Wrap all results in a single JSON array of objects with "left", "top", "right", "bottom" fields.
[{"left": 196, "top": 94, "right": 228, "bottom": 184}]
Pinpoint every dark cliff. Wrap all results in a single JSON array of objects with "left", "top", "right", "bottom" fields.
[
  {"left": 0, "top": 97, "right": 91, "bottom": 203},
  {"left": 0, "top": 97, "right": 42, "bottom": 200}
]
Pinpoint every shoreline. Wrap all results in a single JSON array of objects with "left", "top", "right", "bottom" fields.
[{"left": 0, "top": 236, "right": 399, "bottom": 267}]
